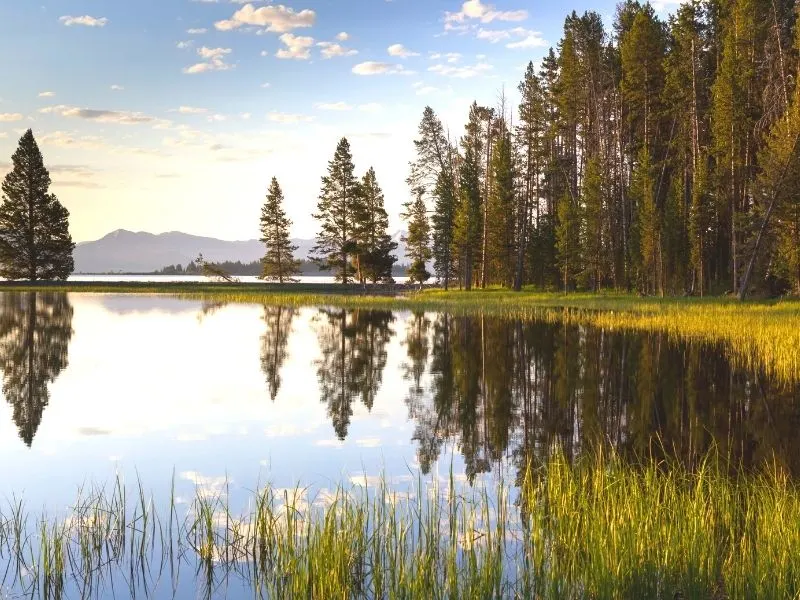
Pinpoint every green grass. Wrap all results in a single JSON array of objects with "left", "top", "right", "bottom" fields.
[
  {"left": 2, "top": 450, "right": 800, "bottom": 598},
  {"left": 4, "top": 281, "right": 798, "bottom": 382}
]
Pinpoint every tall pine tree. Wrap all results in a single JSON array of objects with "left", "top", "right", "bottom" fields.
[
  {"left": 402, "top": 189, "right": 433, "bottom": 286},
  {"left": 0, "top": 130, "right": 75, "bottom": 281},
  {"left": 408, "top": 107, "right": 457, "bottom": 289},
  {"left": 259, "top": 177, "right": 301, "bottom": 283},
  {"left": 312, "top": 138, "right": 362, "bottom": 284},
  {"left": 356, "top": 167, "right": 398, "bottom": 283}
]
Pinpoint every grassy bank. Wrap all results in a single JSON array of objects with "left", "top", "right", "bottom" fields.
[
  {"left": 2, "top": 451, "right": 799, "bottom": 599},
  {"left": 3, "top": 281, "right": 798, "bottom": 382}
]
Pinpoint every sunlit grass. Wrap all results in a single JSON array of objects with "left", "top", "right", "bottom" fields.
[{"left": 2, "top": 451, "right": 800, "bottom": 598}]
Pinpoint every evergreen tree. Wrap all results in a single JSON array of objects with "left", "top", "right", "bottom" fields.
[
  {"left": 402, "top": 189, "right": 432, "bottom": 286},
  {"left": 485, "top": 118, "right": 517, "bottom": 287},
  {"left": 431, "top": 169, "right": 458, "bottom": 287},
  {"left": 556, "top": 192, "right": 581, "bottom": 292},
  {"left": 355, "top": 167, "right": 397, "bottom": 283},
  {"left": 581, "top": 156, "right": 605, "bottom": 290},
  {"left": 631, "top": 148, "right": 660, "bottom": 294},
  {"left": 453, "top": 111, "right": 483, "bottom": 291},
  {"left": 259, "top": 177, "right": 301, "bottom": 283},
  {"left": 408, "top": 107, "right": 457, "bottom": 289},
  {"left": 514, "top": 62, "right": 545, "bottom": 291},
  {"left": 312, "top": 138, "right": 362, "bottom": 284},
  {"left": 0, "top": 130, "right": 75, "bottom": 281}
]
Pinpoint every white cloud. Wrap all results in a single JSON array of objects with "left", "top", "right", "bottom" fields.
[
  {"left": 176, "top": 106, "right": 208, "bottom": 114},
  {"left": 388, "top": 43, "right": 419, "bottom": 58},
  {"left": 412, "top": 82, "right": 439, "bottom": 95},
  {"left": 59, "top": 15, "right": 108, "bottom": 27},
  {"left": 352, "top": 61, "right": 412, "bottom": 75},
  {"left": 215, "top": 4, "right": 315, "bottom": 33},
  {"left": 428, "top": 62, "right": 492, "bottom": 78},
  {"left": 187, "top": 28, "right": 208, "bottom": 34},
  {"left": 477, "top": 27, "right": 546, "bottom": 48},
  {"left": 110, "top": 85, "right": 124, "bottom": 91},
  {"left": 317, "top": 41, "right": 357, "bottom": 59},
  {"left": 315, "top": 102, "right": 352, "bottom": 111},
  {"left": 506, "top": 32, "right": 547, "bottom": 49},
  {"left": 275, "top": 33, "right": 314, "bottom": 60},
  {"left": 267, "top": 111, "right": 313, "bottom": 124},
  {"left": 358, "top": 103, "right": 382, "bottom": 112},
  {"left": 336, "top": 32, "right": 349, "bottom": 41},
  {"left": 430, "top": 52, "right": 462, "bottom": 63},
  {"left": 0, "top": 113, "right": 24, "bottom": 123},
  {"left": 176, "top": 40, "right": 193, "bottom": 49},
  {"left": 39, "top": 105, "right": 156, "bottom": 125},
  {"left": 444, "top": 0, "right": 527, "bottom": 27},
  {"left": 38, "top": 91, "right": 56, "bottom": 98},
  {"left": 260, "top": 82, "right": 271, "bottom": 88},
  {"left": 183, "top": 47, "right": 234, "bottom": 74}
]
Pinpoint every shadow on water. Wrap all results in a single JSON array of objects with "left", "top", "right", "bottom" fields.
[{"left": 0, "top": 292, "right": 73, "bottom": 446}]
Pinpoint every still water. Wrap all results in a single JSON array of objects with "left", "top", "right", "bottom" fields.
[
  {"left": 0, "top": 292, "right": 797, "bottom": 596},
  {"left": 3, "top": 291, "right": 798, "bottom": 495}
]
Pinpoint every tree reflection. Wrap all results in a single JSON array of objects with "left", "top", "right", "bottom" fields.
[
  {"left": 403, "top": 313, "right": 800, "bottom": 480},
  {"left": 260, "top": 305, "right": 297, "bottom": 401},
  {"left": 314, "top": 309, "right": 394, "bottom": 439},
  {"left": 0, "top": 292, "right": 73, "bottom": 446}
]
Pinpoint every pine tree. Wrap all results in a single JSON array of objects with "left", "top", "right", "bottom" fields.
[
  {"left": 259, "top": 177, "right": 301, "bottom": 283},
  {"left": 0, "top": 130, "right": 75, "bottom": 281},
  {"left": 409, "top": 107, "right": 457, "bottom": 289},
  {"left": 312, "top": 138, "right": 362, "bottom": 284},
  {"left": 581, "top": 156, "right": 605, "bottom": 290},
  {"left": 631, "top": 147, "right": 660, "bottom": 294},
  {"left": 402, "top": 189, "right": 432, "bottom": 286},
  {"left": 556, "top": 192, "right": 580, "bottom": 292},
  {"left": 746, "top": 16, "right": 800, "bottom": 296},
  {"left": 355, "top": 167, "right": 397, "bottom": 283},
  {"left": 453, "top": 131, "right": 482, "bottom": 290},
  {"left": 485, "top": 119, "right": 516, "bottom": 287},
  {"left": 514, "top": 62, "right": 545, "bottom": 291}
]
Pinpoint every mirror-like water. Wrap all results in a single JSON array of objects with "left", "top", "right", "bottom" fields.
[
  {"left": 0, "top": 292, "right": 797, "bottom": 598},
  {"left": 2, "top": 292, "right": 798, "bottom": 492}
]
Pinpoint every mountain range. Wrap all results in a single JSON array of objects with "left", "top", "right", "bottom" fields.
[{"left": 74, "top": 229, "right": 408, "bottom": 274}]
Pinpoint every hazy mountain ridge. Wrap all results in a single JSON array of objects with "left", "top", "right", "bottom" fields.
[{"left": 74, "top": 229, "right": 408, "bottom": 273}]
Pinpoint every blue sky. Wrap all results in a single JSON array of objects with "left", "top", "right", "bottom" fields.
[{"left": 0, "top": 0, "right": 680, "bottom": 242}]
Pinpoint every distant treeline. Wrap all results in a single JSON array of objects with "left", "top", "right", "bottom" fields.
[{"left": 155, "top": 260, "right": 409, "bottom": 277}]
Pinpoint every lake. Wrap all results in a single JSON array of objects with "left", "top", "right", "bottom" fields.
[{"left": 0, "top": 291, "right": 798, "bottom": 598}]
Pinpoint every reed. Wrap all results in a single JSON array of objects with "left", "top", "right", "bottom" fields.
[{"left": 1, "top": 450, "right": 799, "bottom": 598}]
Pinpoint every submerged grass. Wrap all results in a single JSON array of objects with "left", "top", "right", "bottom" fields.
[{"left": 2, "top": 451, "right": 800, "bottom": 598}]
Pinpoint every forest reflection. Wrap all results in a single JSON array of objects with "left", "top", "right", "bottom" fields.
[
  {"left": 301, "top": 308, "right": 800, "bottom": 479},
  {"left": 2, "top": 295, "right": 796, "bottom": 483}
]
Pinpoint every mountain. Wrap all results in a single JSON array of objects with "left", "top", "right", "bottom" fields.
[{"left": 74, "top": 229, "right": 408, "bottom": 273}]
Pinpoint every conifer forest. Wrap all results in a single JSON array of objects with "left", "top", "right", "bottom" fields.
[{"left": 378, "top": 0, "right": 800, "bottom": 298}]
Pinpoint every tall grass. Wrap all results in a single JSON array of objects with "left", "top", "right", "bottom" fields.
[{"left": 2, "top": 450, "right": 800, "bottom": 598}]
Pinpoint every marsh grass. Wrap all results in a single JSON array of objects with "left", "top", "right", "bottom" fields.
[{"left": 2, "top": 451, "right": 800, "bottom": 598}]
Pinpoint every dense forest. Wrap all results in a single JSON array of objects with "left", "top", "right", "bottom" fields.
[{"left": 401, "top": 0, "right": 800, "bottom": 297}]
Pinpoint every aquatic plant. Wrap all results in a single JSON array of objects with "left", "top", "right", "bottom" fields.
[{"left": 1, "top": 450, "right": 800, "bottom": 598}]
